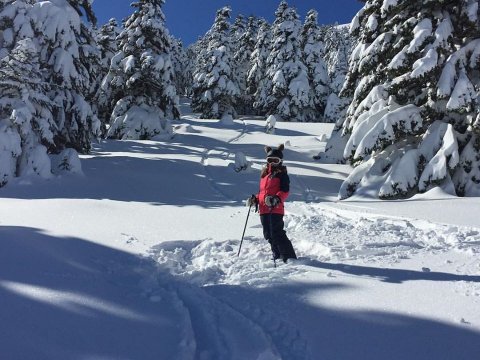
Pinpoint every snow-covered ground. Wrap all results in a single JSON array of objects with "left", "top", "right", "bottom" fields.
[{"left": 1, "top": 100, "right": 480, "bottom": 359}]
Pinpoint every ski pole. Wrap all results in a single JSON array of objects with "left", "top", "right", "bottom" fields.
[{"left": 237, "top": 203, "right": 253, "bottom": 257}]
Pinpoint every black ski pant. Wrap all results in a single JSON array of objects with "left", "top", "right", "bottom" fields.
[{"left": 260, "top": 213, "right": 297, "bottom": 261}]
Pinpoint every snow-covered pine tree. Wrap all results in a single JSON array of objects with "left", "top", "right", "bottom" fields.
[
  {"left": 262, "top": 1, "right": 310, "bottom": 122},
  {"left": 247, "top": 19, "right": 272, "bottom": 116},
  {"left": 183, "top": 43, "right": 201, "bottom": 98},
  {"left": 100, "top": 0, "right": 179, "bottom": 140},
  {"left": 0, "top": 0, "right": 34, "bottom": 59},
  {"left": 301, "top": 9, "right": 329, "bottom": 121},
  {"left": 323, "top": 25, "right": 352, "bottom": 94},
  {"left": 189, "top": 34, "right": 209, "bottom": 113},
  {"left": 233, "top": 16, "right": 259, "bottom": 115},
  {"left": 67, "top": 0, "right": 102, "bottom": 114},
  {"left": 191, "top": 6, "right": 239, "bottom": 121},
  {"left": 328, "top": 0, "right": 480, "bottom": 199},
  {"left": 320, "top": 24, "right": 353, "bottom": 124},
  {"left": 231, "top": 13, "right": 246, "bottom": 46},
  {"left": 444, "top": 1, "right": 480, "bottom": 197},
  {"left": 0, "top": 0, "right": 100, "bottom": 186},
  {"left": 0, "top": 38, "right": 56, "bottom": 185},
  {"left": 67, "top": 0, "right": 96, "bottom": 24},
  {"left": 170, "top": 37, "right": 191, "bottom": 97},
  {"left": 96, "top": 18, "right": 120, "bottom": 80},
  {"left": 29, "top": 0, "right": 101, "bottom": 153},
  {"left": 95, "top": 18, "right": 121, "bottom": 127}
]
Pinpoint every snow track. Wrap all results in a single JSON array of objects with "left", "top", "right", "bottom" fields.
[
  {"left": 213, "top": 298, "right": 312, "bottom": 360},
  {"left": 173, "top": 284, "right": 282, "bottom": 360},
  {"left": 149, "top": 238, "right": 312, "bottom": 360}
]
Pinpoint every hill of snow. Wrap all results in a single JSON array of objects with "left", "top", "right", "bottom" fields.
[{"left": 1, "top": 100, "right": 479, "bottom": 359}]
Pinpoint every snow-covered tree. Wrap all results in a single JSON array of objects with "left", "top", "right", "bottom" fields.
[
  {"left": 95, "top": 18, "right": 121, "bottom": 126},
  {"left": 170, "top": 37, "right": 191, "bottom": 96},
  {"left": 233, "top": 16, "right": 259, "bottom": 115},
  {"left": 0, "top": 0, "right": 99, "bottom": 186},
  {"left": 326, "top": 0, "right": 480, "bottom": 199},
  {"left": 0, "top": 39, "right": 55, "bottom": 185},
  {"left": 0, "top": 0, "right": 34, "bottom": 59},
  {"left": 191, "top": 6, "right": 239, "bottom": 121},
  {"left": 96, "top": 18, "right": 120, "bottom": 78},
  {"left": 99, "top": 0, "right": 179, "bottom": 140},
  {"left": 29, "top": 0, "right": 101, "bottom": 153},
  {"left": 67, "top": 0, "right": 96, "bottom": 24},
  {"left": 321, "top": 24, "right": 354, "bottom": 124},
  {"left": 247, "top": 19, "right": 271, "bottom": 116},
  {"left": 261, "top": 1, "right": 310, "bottom": 122},
  {"left": 301, "top": 9, "right": 329, "bottom": 121},
  {"left": 323, "top": 25, "right": 352, "bottom": 93},
  {"left": 66, "top": 0, "right": 102, "bottom": 109},
  {"left": 231, "top": 13, "right": 246, "bottom": 46}
]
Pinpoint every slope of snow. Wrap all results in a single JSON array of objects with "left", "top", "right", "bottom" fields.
[{"left": 1, "top": 99, "right": 479, "bottom": 359}]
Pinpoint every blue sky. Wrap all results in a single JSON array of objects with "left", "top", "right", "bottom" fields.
[{"left": 93, "top": 0, "right": 363, "bottom": 45}]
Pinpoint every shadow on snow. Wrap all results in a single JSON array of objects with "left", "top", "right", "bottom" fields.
[
  {"left": 0, "top": 226, "right": 184, "bottom": 360},
  {"left": 303, "top": 259, "right": 480, "bottom": 284},
  {"left": 0, "top": 129, "right": 343, "bottom": 206}
]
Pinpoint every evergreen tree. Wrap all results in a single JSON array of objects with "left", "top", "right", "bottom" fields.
[
  {"left": 326, "top": 0, "right": 480, "bottom": 199},
  {"left": 189, "top": 34, "right": 210, "bottom": 112},
  {"left": 183, "top": 43, "right": 200, "bottom": 98},
  {"left": 231, "top": 14, "right": 246, "bottom": 46},
  {"left": 301, "top": 9, "right": 329, "bottom": 121},
  {"left": 191, "top": 7, "right": 239, "bottom": 121},
  {"left": 170, "top": 37, "right": 190, "bottom": 96},
  {"left": 67, "top": 0, "right": 96, "bottom": 24},
  {"left": 97, "top": 18, "right": 120, "bottom": 79},
  {"left": 248, "top": 19, "right": 272, "bottom": 116},
  {"left": 321, "top": 24, "right": 353, "bottom": 124},
  {"left": 0, "top": 0, "right": 34, "bottom": 59},
  {"left": 0, "top": 38, "right": 55, "bottom": 185},
  {"left": 100, "top": 0, "right": 179, "bottom": 140},
  {"left": 95, "top": 18, "right": 121, "bottom": 126},
  {"left": 0, "top": 0, "right": 101, "bottom": 186},
  {"left": 30, "top": 0, "right": 101, "bottom": 153},
  {"left": 67, "top": 0, "right": 102, "bottom": 112},
  {"left": 233, "top": 16, "right": 259, "bottom": 115},
  {"left": 323, "top": 24, "right": 352, "bottom": 94},
  {"left": 262, "top": 1, "right": 310, "bottom": 122}
]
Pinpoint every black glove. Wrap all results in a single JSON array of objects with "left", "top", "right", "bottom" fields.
[
  {"left": 265, "top": 195, "right": 281, "bottom": 207},
  {"left": 246, "top": 194, "right": 258, "bottom": 207}
]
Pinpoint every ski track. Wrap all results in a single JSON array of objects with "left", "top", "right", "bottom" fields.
[{"left": 146, "top": 238, "right": 311, "bottom": 360}]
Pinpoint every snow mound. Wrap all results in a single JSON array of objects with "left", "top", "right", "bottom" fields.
[
  {"left": 232, "top": 151, "right": 250, "bottom": 172},
  {"left": 173, "top": 124, "right": 199, "bottom": 134},
  {"left": 51, "top": 148, "right": 83, "bottom": 176},
  {"left": 265, "top": 115, "right": 277, "bottom": 134}
]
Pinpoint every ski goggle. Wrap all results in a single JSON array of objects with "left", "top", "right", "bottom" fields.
[{"left": 267, "top": 157, "right": 281, "bottom": 164}]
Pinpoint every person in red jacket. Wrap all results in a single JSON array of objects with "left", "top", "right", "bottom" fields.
[{"left": 247, "top": 144, "right": 297, "bottom": 263}]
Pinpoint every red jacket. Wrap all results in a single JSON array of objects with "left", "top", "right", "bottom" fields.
[{"left": 258, "top": 164, "right": 290, "bottom": 215}]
